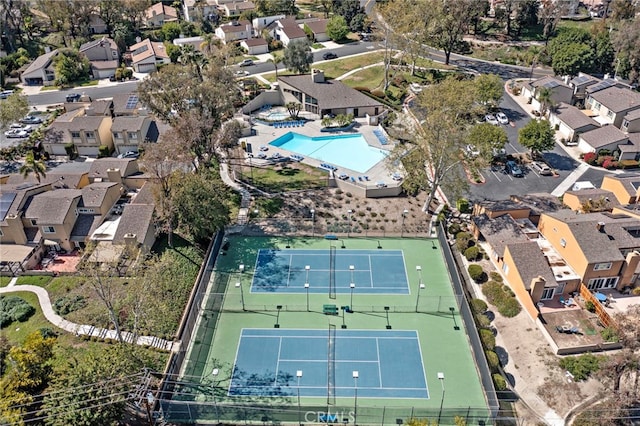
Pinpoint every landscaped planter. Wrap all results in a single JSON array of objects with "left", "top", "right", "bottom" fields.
[{"left": 320, "top": 122, "right": 356, "bottom": 132}]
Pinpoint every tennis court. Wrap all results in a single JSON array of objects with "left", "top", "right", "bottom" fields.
[
  {"left": 230, "top": 329, "right": 428, "bottom": 399},
  {"left": 251, "top": 249, "right": 409, "bottom": 294}
]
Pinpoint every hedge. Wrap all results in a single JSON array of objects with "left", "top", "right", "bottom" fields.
[
  {"left": 470, "top": 298, "right": 488, "bottom": 314},
  {"left": 479, "top": 328, "right": 496, "bottom": 351},
  {"left": 485, "top": 350, "right": 500, "bottom": 373},
  {"left": 492, "top": 374, "right": 507, "bottom": 391},
  {"left": 497, "top": 297, "right": 522, "bottom": 318},
  {"left": 464, "top": 246, "right": 480, "bottom": 261},
  {"left": 468, "top": 264, "right": 486, "bottom": 283}
]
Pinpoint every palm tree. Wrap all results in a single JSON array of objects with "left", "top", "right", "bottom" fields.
[
  {"left": 20, "top": 151, "right": 47, "bottom": 182},
  {"left": 267, "top": 52, "right": 284, "bottom": 80},
  {"left": 536, "top": 87, "right": 554, "bottom": 116}
]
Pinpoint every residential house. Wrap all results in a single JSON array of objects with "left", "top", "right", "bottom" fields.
[
  {"left": 277, "top": 70, "right": 384, "bottom": 118},
  {"left": 111, "top": 116, "right": 152, "bottom": 154},
  {"left": 569, "top": 73, "right": 601, "bottom": 106},
  {"left": 547, "top": 102, "right": 599, "bottom": 144},
  {"left": 88, "top": 12, "right": 108, "bottom": 34},
  {"left": 215, "top": 20, "right": 253, "bottom": 43},
  {"left": 562, "top": 188, "right": 618, "bottom": 212},
  {"left": 616, "top": 133, "right": 640, "bottom": 162},
  {"left": 85, "top": 99, "right": 114, "bottom": 117},
  {"left": 240, "top": 38, "right": 268, "bottom": 55},
  {"left": 304, "top": 19, "right": 330, "bottom": 42},
  {"left": 129, "top": 38, "right": 170, "bottom": 73},
  {"left": 602, "top": 174, "right": 640, "bottom": 205},
  {"left": 585, "top": 86, "right": 640, "bottom": 128},
  {"left": 20, "top": 49, "right": 58, "bottom": 86},
  {"left": 622, "top": 109, "right": 640, "bottom": 133},
  {"left": 173, "top": 36, "right": 206, "bottom": 51},
  {"left": 222, "top": 1, "right": 255, "bottom": 17},
  {"left": 112, "top": 93, "right": 144, "bottom": 116},
  {"left": 45, "top": 111, "right": 114, "bottom": 157},
  {"left": 538, "top": 210, "right": 640, "bottom": 292},
  {"left": 272, "top": 18, "right": 307, "bottom": 47},
  {"left": 145, "top": 2, "right": 178, "bottom": 27},
  {"left": 1, "top": 182, "right": 52, "bottom": 248},
  {"left": 576, "top": 124, "right": 629, "bottom": 155},
  {"left": 183, "top": 0, "right": 217, "bottom": 22},
  {"left": 112, "top": 184, "right": 156, "bottom": 253},
  {"left": 88, "top": 158, "right": 140, "bottom": 184},
  {"left": 252, "top": 14, "right": 286, "bottom": 34},
  {"left": 79, "top": 37, "right": 120, "bottom": 79},
  {"left": 520, "top": 76, "right": 573, "bottom": 115}
]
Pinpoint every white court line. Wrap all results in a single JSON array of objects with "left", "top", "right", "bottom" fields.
[
  {"left": 376, "top": 338, "right": 383, "bottom": 388},
  {"left": 279, "top": 359, "right": 380, "bottom": 363},
  {"left": 274, "top": 337, "right": 283, "bottom": 386},
  {"left": 368, "top": 255, "right": 374, "bottom": 287},
  {"left": 244, "top": 335, "right": 417, "bottom": 340},
  {"left": 238, "top": 384, "right": 428, "bottom": 391}
]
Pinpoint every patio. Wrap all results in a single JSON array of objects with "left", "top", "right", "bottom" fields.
[{"left": 39, "top": 250, "right": 82, "bottom": 273}]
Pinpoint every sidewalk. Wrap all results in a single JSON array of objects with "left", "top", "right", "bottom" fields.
[{"left": 0, "top": 284, "right": 178, "bottom": 352}]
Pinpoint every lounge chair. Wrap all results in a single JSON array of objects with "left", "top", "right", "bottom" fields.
[
  {"left": 559, "top": 297, "right": 566, "bottom": 306},
  {"left": 358, "top": 176, "right": 363, "bottom": 181},
  {"left": 351, "top": 177, "right": 356, "bottom": 183}
]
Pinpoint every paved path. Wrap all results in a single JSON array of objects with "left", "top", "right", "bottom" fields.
[{"left": 0, "top": 284, "right": 178, "bottom": 352}]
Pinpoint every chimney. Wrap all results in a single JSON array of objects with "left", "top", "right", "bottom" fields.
[
  {"left": 106, "top": 168, "right": 122, "bottom": 183},
  {"left": 596, "top": 222, "right": 606, "bottom": 232},
  {"left": 135, "top": 36, "right": 142, "bottom": 43},
  {"left": 137, "top": 107, "right": 148, "bottom": 116},
  {"left": 123, "top": 233, "right": 138, "bottom": 249},
  {"left": 6, "top": 214, "right": 27, "bottom": 244},
  {"left": 530, "top": 276, "right": 546, "bottom": 304},
  {"left": 620, "top": 251, "right": 640, "bottom": 286},
  {"left": 312, "top": 69, "right": 325, "bottom": 83}
]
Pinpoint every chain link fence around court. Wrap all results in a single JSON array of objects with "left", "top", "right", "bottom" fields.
[{"left": 238, "top": 217, "right": 433, "bottom": 238}]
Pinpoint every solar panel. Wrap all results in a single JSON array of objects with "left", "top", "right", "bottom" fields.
[
  {"left": 571, "top": 75, "right": 592, "bottom": 85},
  {"left": 543, "top": 80, "right": 560, "bottom": 89},
  {"left": 0, "top": 192, "right": 16, "bottom": 221},
  {"left": 588, "top": 79, "right": 616, "bottom": 93},
  {"left": 125, "top": 95, "right": 139, "bottom": 110}
]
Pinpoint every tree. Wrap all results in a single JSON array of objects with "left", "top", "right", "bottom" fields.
[
  {"left": 326, "top": 15, "right": 349, "bottom": 42},
  {"left": 612, "top": 19, "right": 640, "bottom": 83},
  {"left": 54, "top": 49, "right": 90, "bottom": 87},
  {"left": 427, "top": 0, "right": 476, "bottom": 65},
  {"left": 332, "top": 0, "right": 366, "bottom": 32},
  {"left": 548, "top": 27, "right": 597, "bottom": 76},
  {"left": 98, "top": 0, "right": 125, "bottom": 38},
  {"left": 513, "top": 0, "right": 538, "bottom": 37},
  {"left": 286, "top": 102, "right": 302, "bottom": 119},
  {"left": 518, "top": 119, "right": 555, "bottom": 155},
  {"left": 474, "top": 74, "right": 503, "bottom": 109},
  {"left": 282, "top": 39, "right": 313, "bottom": 74},
  {"left": 171, "top": 169, "right": 231, "bottom": 242},
  {"left": 0, "top": 93, "right": 29, "bottom": 129},
  {"left": 536, "top": 87, "right": 554, "bottom": 115},
  {"left": 592, "top": 22, "right": 615, "bottom": 75},
  {"left": 538, "top": 0, "right": 566, "bottom": 44},
  {"left": 159, "top": 21, "right": 182, "bottom": 41},
  {"left": 467, "top": 123, "right": 508, "bottom": 162},
  {"left": 4, "top": 331, "right": 56, "bottom": 394},
  {"left": 19, "top": 151, "right": 47, "bottom": 183},
  {"left": 267, "top": 51, "right": 283, "bottom": 80}
]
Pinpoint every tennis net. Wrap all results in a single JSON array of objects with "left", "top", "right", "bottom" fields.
[
  {"left": 329, "top": 245, "right": 336, "bottom": 299},
  {"left": 326, "top": 323, "right": 336, "bottom": 405}
]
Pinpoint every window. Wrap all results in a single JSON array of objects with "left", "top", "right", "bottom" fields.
[
  {"left": 594, "top": 262, "right": 612, "bottom": 271},
  {"left": 85, "top": 131, "right": 95, "bottom": 139},
  {"left": 77, "top": 207, "right": 95, "bottom": 214},
  {"left": 502, "top": 263, "right": 509, "bottom": 275},
  {"left": 304, "top": 94, "right": 318, "bottom": 105},
  {"left": 593, "top": 101, "right": 601, "bottom": 111},
  {"left": 541, "top": 288, "right": 555, "bottom": 300},
  {"left": 587, "top": 276, "right": 618, "bottom": 290},
  {"left": 607, "top": 110, "right": 614, "bottom": 119},
  {"left": 622, "top": 119, "right": 630, "bottom": 130},
  {"left": 113, "top": 132, "right": 121, "bottom": 139},
  {"left": 127, "top": 132, "right": 138, "bottom": 140},
  {"left": 560, "top": 238, "right": 566, "bottom": 248},
  {"left": 30, "top": 219, "right": 37, "bottom": 226},
  {"left": 42, "top": 226, "right": 55, "bottom": 233},
  {"left": 71, "top": 131, "right": 80, "bottom": 138},
  {"left": 0, "top": 228, "right": 3, "bottom": 237}
]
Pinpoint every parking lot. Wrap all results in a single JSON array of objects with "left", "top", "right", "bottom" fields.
[{"left": 0, "top": 110, "right": 49, "bottom": 149}]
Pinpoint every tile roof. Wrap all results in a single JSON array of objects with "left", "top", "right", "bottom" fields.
[
  {"left": 88, "top": 158, "right": 138, "bottom": 179},
  {"left": 79, "top": 37, "right": 118, "bottom": 53},
  {"left": 242, "top": 37, "right": 268, "bottom": 47},
  {"left": 603, "top": 174, "right": 640, "bottom": 198},
  {"left": 146, "top": 2, "right": 178, "bottom": 20},
  {"left": 589, "top": 86, "right": 640, "bottom": 113},
  {"left": 219, "top": 20, "right": 251, "bottom": 34},
  {"left": 130, "top": 39, "right": 169, "bottom": 64},
  {"left": 472, "top": 213, "right": 530, "bottom": 258},
  {"left": 278, "top": 74, "right": 384, "bottom": 110},
  {"left": 71, "top": 214, "right": 103, "bottom": 238},
  {"left": 131, "top": 182, "right": 156, "bottom": 205},
  {"left": 553, "top": 102, "right": 599, "bottom": 129},
  {"left": 24, "top": 189, "right": 82, "bottom": 224},
  {"left": 505, "top": 241, "right": 558, "bottom": 290},
  {"left": 113, "top": 204, "right": 154, "bottom": 244},
  {"left": 81, "top": 182, "right": 119, "bottom": 208},
  {"left": 579, "top": 125, "right": 628, "bottom": 149},
  {"left": 624, "top": 108, "right": 640, "bottom": 122},
  {"left": 90, "top": 60, "right": 118, "bottom": 70},
  {"left": 22, "top": 49, "right": 58, "bottom": 76}
]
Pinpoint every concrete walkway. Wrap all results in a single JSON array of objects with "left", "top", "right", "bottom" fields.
[{"left": 0, "top": 284, "right": 178, "bottom": 352}]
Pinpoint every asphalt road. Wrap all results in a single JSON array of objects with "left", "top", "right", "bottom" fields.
[{"left": 27, "top": 80, "right": 140, "bottom": 107}]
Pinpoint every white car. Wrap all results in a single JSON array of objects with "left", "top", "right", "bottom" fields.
[
  {"left": 10, "top": 123, "right": 33, "bottom": 133},
  {"left": 235, "top": 70, "right": 249, "bottom": 77},
  {"left": 484, "top": 114, "right": 499, "bottom": 125},
  {"left": 496, "top": 112, "right": 509, "bottom": 125},
  {"left": 466, "top": 144, "right": 480, "bottom": 157},
  {"left": 4, "top": 129, "right": 28, "bottom": 138}
]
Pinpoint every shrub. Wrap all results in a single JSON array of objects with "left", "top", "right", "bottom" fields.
[
  {"left": 53, "top": 295, "right": 87, "bottom": 315},
  {"left": 468, "top": 264, "right": 486, "bottom": 283},
  {"left": 492, "top": 374, "right": 507, "bottom": 391},
  {"left": 464, "top": 246, "right": 480, "bottom": 261},
  {"left": 456, "top": 231, "right": 472, "bottom": 251},
  {"left": 12, "top": 304, "right": 35, "bottom": 322},
  {"left": 559, "top": 353, "right": 603, "bottom": 381},
  {"left": 476, "top": 314, "right": 491, "bottom": 329},
  {"left": 482, "top": 280, "right": 504, "bottom": 303},
  {"left": 497, "top": 297, "right": 521, "bottom": 317},
  {"left": 485, "top": 350, "right": 500, "bottom": 373},
  {"left": 479, "top": 328, "right": 496, "bottom": 350},
  {"left": 456, "top": 198, "right": 470, "bottom": 213},
  {"left": 602, "top": 158, "right": 617, "bottom": 169},
  {"left": 448, "top": 223, "right": 461, "bottom": 235},
  {"left": 583, "top": 152, "right": 597, "bottom": 165},
  {"left": 470, "top": 298, "right": 488, "bottom": 314},
  {"left": 371, "top": 89, "right": 385, "bottom": 98},
  {"left": 98, "top": 145, "right": 110, "bottom": 158},
  {"left": 596, "top": 155, "right": 614, "bottom": 167},
  {"left": 0, "top": 312, "right": 11, "bottom": 328},
  {"left": 489, "top": 271, "right": 503, "bottom": 282},
  {"left": 353, "top": 86, "right": 370, "bottom": 93},
  {"left": 585, "top": 300, "right": 595, "bottom": 312},
  {"left": 600, "top": 327, "right": 618, "bottom": 342}
]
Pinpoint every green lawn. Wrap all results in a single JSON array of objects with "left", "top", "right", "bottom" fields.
[
  {"left": 0, "top": 276, "right": 12, "bottom": 287},
  {"left": 78, "top": 79, "right": 99, "bottom": 87},
  {"left": 16, "top": 275, "right": 54, "bottom": 286},
  {"left": 239, "top": 163, "right": 328, "bottom": 192},
  {"left": 1, "top": 291, "right": 53, "bottom": 345}
]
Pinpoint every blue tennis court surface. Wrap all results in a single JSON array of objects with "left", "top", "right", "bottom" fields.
[
  {"left": 251, "top": 249, "right": 409, "bottom": 294},
  {"left": 229, "top": 329, "right": 428, "bottom": 399}
]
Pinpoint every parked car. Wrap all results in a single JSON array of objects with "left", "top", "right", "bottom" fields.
[
  {"left": 117, "top": 151, "right": 139, "bottom": 159},
  {"left": 496, "top": 112, "right": 509, "bottom": 125},
  {"left": 530, "top": 161, "right": 553, "bottom": 176},
  {"left": 484, "top": 114, "right": 499, "bottom": 125},
  {"left": 65, "top": 93, "right": 81, "bottom": 102},
  {"left": 235, "top": 70, "right": 250, "bottom": 76},
  {"left": 20, "top": 115, "right": 43, "bottom": 124},
  {"left": 10, "top": 123, "right": 34, "bottom": 133},
  {"left": 4, "top": 129, "right": 28, "bottom": 138},
  {"left": 505, "top": 160, "right": 524, "bottom": 177},
  {"left": 322, "top": 52, "right": 338, "bottom": 60},
  {"left": 0, "top": 90, "right": 14, "bottom": 99},
  {"left": 238, "top": 59, "right": 254, "bottom": 67}
]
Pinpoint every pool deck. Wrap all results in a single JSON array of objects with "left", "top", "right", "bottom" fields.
[{"left": 243, "top": 118, "right": 400, "bottom": 187}]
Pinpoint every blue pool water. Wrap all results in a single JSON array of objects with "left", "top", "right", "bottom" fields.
[{"left": 269, "top": 132, "right": 387, "bottom": 173}]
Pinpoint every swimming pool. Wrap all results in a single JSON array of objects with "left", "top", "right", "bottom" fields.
[{"left": 269, "top": 132, "right": 387, "bottom": 173}]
